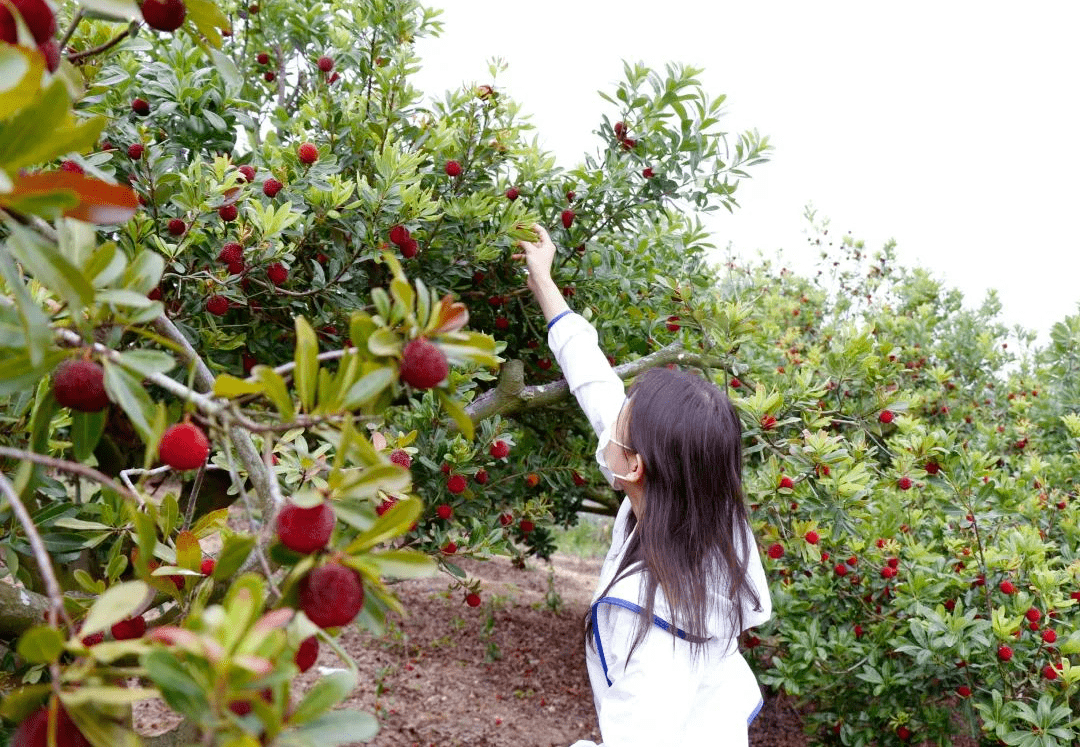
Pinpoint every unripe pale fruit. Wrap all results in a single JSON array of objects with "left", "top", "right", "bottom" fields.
[
  {"left": 299, "top": 562, "right": 364, "bottom": 628},
  {"left": 158, "top": 422, "right": 210, "bottom": 470},
  {"left": 140, "top": 0, "right": 186, "bottom": 31},
  {"left": 53, "top": 359, "right": 109, "bottom": 412},
  {"left": 275, "top": 501, "right": 335, "bottom": 554},
  {"left": 399, "top": 337, "right": 448, "bottom": 389},
  {"left": 297, "top": 142, "right": 318, "bottom": 164}
]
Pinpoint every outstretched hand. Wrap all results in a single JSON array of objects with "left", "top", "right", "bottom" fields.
[{"left": 512, "top": 224, "right": 558, "bottom": 296}]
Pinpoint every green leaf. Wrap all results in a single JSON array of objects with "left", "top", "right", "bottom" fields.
[
  {"left": 288, "top": 670, "right": 357, "bottom": 726},
  {"left": 175, "top": 530, "right": 201, "bottom": 571},
  {"left": 0, "top": 245, "right": 53, "bottom": 367},
  {"left": 103, "top": 361, "right": 156, "bottom": 441},
  {"left": 79, "top": 581, "right": 149, "bottom": 637},
  {"left": 209, "top": 46, "right": 241, "bottom": 97},
  {"left": 294, "top": 316, "right": 318, "bottom": 413},
  {"left": 342, "top": 367, "right": 394, "bottom": 410},
  {"left": 252, "top": 365, "right": 295, "bottom": 421},
  {"left": 344, "top": 496, "right": 421, "bottom": 554},
  {"left": 77, "top": 0, "right": 139, "bottom": 21},
  {"left": 212, "top": 533, "right": 255, "bottom": 580},
  {"left": 0, "top": 79, "right": 105, "bottom": 175},
  {"left": 0, "top": 46, "right": 44, "bottom": 120},
  {"left": 141, "top": 650, "right": 210, "bottom": 720},
  {"left": 16, "top": 626, "right": 65, "bottom": 664},
  {"left": 366, "top": 328, "right": 401, "bottom": 357},
  {"left": 367, "top": 550, "right": 437, "bottom": 580},
  {"left": 214, "top": 373, "right": 266, "bottom": 398},
  {"left": 70, "top": 408, "right": 107, "bottom": 462},
  {"left": 279, "top": 709, "right": 379, "bottom": 747},
  {"left": 114, "top": 350, "right": 176, "bottom": 378},
  {"left": 437, "top": 390, "right": 474, "bottom": 440},
  {"left": 61, "top": 686, "right": 159, "bottom": 706},
  {"left": 338, "top": 463, "right": 410, "bottom": 501}
]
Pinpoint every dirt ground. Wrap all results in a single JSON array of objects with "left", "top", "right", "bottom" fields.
[{"left": 136, "top": 553, "right": 807, "bottom": 746}]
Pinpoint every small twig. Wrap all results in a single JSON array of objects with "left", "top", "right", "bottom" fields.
[
  {"left": 0, "top": 472, "right": 73, "bottom": 631},
  {"left": 221, "top": 433, "right": 281, "bottom": 599},
  {"left": 119, "top": 465, "right": 170, "bottom": 504},
  {"left": 58, "top": 9, "right": 83, "bottom": 51},
  {"left": 0, "top": 446, "right": 139, "bottom": 503},
  {"left": 182, "top": 463, "right": 206, "bottom": 531},
  {"left": 67, "top": 21, "right": 136, "bottom": 63}
]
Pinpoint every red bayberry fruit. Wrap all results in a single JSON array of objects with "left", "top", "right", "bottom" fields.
[
  {"left": 1042, "top": 664, "right": 1058, "bottom": 680},
  {"left": 317, "top": 55, "right": 333, "bottom": 72},
  {"left": 1, "top": 0, "right": 57, "bottom": 44},
  {"left": 642, "top": 167, "right": 654, "bottom": 178},
  {"left": 767, "top": 543, "right": 784, "bottom": 559},
  {"left": 442, "top": 541, "right": 457, "bottom": 555},
  {"left": 505, "top": 187, "right": 519, "bottom": 200},
  {"left": 1042, "top": 629, "right": 1057, "bottom": 644},
  {"left": 887, "top": 557, "right": 899, "bottom": 568},
  {"left": 299, "top": 562, "right": 364, "bottom": 628},
  {"left": 760, "top": 415, "right": 777, "bottom": 430},
  {"left": 465, "top": 592, "right": 481, "bottom": 607},
  {"left": 1026, "top": 607, "right": 1042, "bottom": 623},
  {"left": 111, "top": 615, "right": 146, "bottom": 640},
  {"left": 399, "top": 237, "right": 418, "bottom": 258},
  {"left": 878, "top": 409, "right": 894, "bottom": 424},
  {"left": 778, "top": 476, "right": 794, "bottom": 490},
  {"left": 997, "top": 644, "right": 1013, "bottom": 661},
  {"left": 490, "top": 440, "right": 510, "bottom": 459},
  {"left": 834, "top": 564, "right": 848, "bottom": 577},
  {"left": 158, "top": 422, "right": 210, "bottom": 470},
  {"left": 53, "top": 359, "right": 108, "bottom": 412},
  {"left": 167, "top": 218, "right": 186, "bottom": 236},
  {"left": 140, "top": 0, "right": 186, "bottom": 31},
  {"left": 444, "top": 160, "right": 461, "bottom": 177},
  {"left": 854, "top": 625, "right": 864, "bottom": 638},
  {"left": 276, "top": 501, "right": 335, "bottom": 554},
  {"left": 200, "top": 557, "right": 215, "bottom": 576},
  {"left": 388, "top": 224, "right": 410, "bottom": 246},
  {"left": 297, "top": 142, "right": 319, "bottom": 164},
  {"left": 217, "top": 242, "right": 243, "bottom": 264},
  {"left": 498, "top": 513, "right": 513, "bottom": 527},
  {"left": 519, "top": 520, "right": 535, "bottom": 533},
  {"left": 881, "top": 566, "right": 897, "bottom": 579},
  {"left": 730, "top": 377, "right": 742, "bottom": 388},
  {"left": 924, "top": 460, "right": 940, "bottom": 475},
  {"left": 206, "top": 295, "right": 229, "bottom": 316},
  {"left": 613, "top": 121, "right": 626, "bottom": 139},
  {"left": 327, "top": 72, "right": 339, "bottom": 84},
  {"left": 897, "top": 476, "right": 912, "bottom": 490},
  {"left": 256, "top": 52, "right": 269, "bottom": 65},
  {"left": 475, "top": 469, "right": 489, "bottom": 484},
  {"left": 525, "top": 473, "right": 540, "bottom": 488},
  {"left": 572, "top": 470, "right": 586, "bottom": 486},
  {"left": 262, "top": 178, "right": 282, "bottom": 197},
  {"left": 389, "top": 449, "right": 411, "bottom": 468},
  {"left": 13, "top": 704, "right": 91, "bottom": 747},
  {"left": 666, "top": 315, "right": 681, "bottom": 331},
  {"left": 59, "top": 160, "right": 83, "bottom": 174},
  {"left": 999, "top": 580, "right": 1016, "bottom": 595},
  {"left": 896, "top": 726, "right": 911, "bottom": 741},
  {"left": 264, "top": 70, "right": 275, "bottom": 82},
  {"left": 494, "top": 316, "right": 509, "bottom": 330},
  {"left": 565, "top": 190, "right": 575, "bottom": 202},
  {"left": 375, "top": 496, "right": 397, "bottom": 516},
  {"left": 805, "top": 531, "right": 819, "bottom": 545},
  {"left": 237, "top": 164, "right": 256, "bottom": 182},
  {"left": 537, "top": 358, "right": 552, "bottom": 370},
  {"left": 132, "top": 97, "right": 151, "bottom": 115},
  {"left": 447, "top": 475, "right": 467, "bottom": 494},
  {"left": 399, "top": 337, "right": 449, "bottom": 389},
  {"left": 266, "top": 262, "right": 288, "bottom": 285},
  {"left": 620, "top": 137, "right": 637, "bottom": 150},
  {"left": 81, "top": 630, "right": 105, "bottom": 647},
  {"left": 561, "top": 209, "right": 575, "bottom": 229},
  {"left": 218, "top": 204, "right": 238, "bottom": 221},
  {"left": 127, "top": 143, "right": 145, "bottom": 159},
  {"left": 436, "top": 504, "right": 452, "bottom": 520},
  {"left": 295, "top": 635, "right": 318, "bottom": 673}
]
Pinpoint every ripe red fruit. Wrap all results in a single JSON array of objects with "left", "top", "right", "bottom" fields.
[
  {"left": 399, "top": 337, "right": 449, "bottom": 389},
  {"left": 996, "top": 644, "right": 1013, "bottom": 661},
  {"left": 206, "top": 295, "right": 229, "bottom": 316},
  {"left": 217, "top": 242, "right": 243, "bottom": 265},
  {"left": 158, "top": 422, "right": 210, "bottom": 470},
  {"left": 853, "top": 624, "right": 864, "bottom": 639},
  {"left": 999, "top": 580, "right": 1016, "bottom": 595},
  {"left": 436, "top": 504, "right": 452, "bottom": 520},
  {"left": 112, "top": 614, "right": 147, "bottom": 640},
  {"left": 642, "top": 167, "right": 654, "bottom": 178},
  {"left": 620, "top": 137, "right": 637, "bottom": 150},
  {"left": 956, "top": 684, "right": 971, "bottom": 697},
  {"left": 896, "top": 726, "right": 911, "bottom": 741},
  {"left": 264, "top": 71, "right": 275, "bottom": 82},
  {"left": 276, "top": 501, "right": 335, "bottom": 554},
  {"left": 237, "top": 164, "right": 256, "bottom": 182},
  {"left": 200, "top": 557, "right": 215, "bottom": 576},
  {"left": 834, "top": 564, "right": 848, "bottom": 577},
  {"left": 805, "top": 531, "right": 819, "bottom": 545},
  {"left": 475, "top": 469, "right": 489, "bottom": 484},
  {"left": 897, "top": 476, "right": 912, "bottom": 490},
  {"left": 924, "top": 460, "right": 941, "bottom": 475},
  {"left": 490, "top": 440, "right": 510, "bottom": 459},
  {"left": 442, "top": 541, "right": 457, "bottom": 555},
  {"left": 140, "top": 0, "right": 186, "bottom": 31},
  {"left": 505, "top": 187, "right": 519, "bottom": 200},
  {"left": 59, "top": 160, "right": 83, "bottom": 174},
  {"left": 81, "top": 630, "right": 105, "bottom": 647},
  {"left": 524, "top": 473, "right": 540, "bottom": 488},
  {"left": 388, "top": 224, "right": 410, "bottom": 246},
  {"left": 572, "top": 470, "right": 585, "bottom": 486},
  {"left": 447, "top": 475, "right": 467, "bottom": 494},
  {"left": 767, "top": 543, "right": 784, "bottom": 559},
  {"left": 519, "top": 520, "right": 535, "bottom": 533},
  {"left": 494, "top": 316, "right": 509, "bottom": 330},
  {"left": 561, "top": 209, "right": 575, "bottom": 229},
  {"left": 1, "top": 0, "right": 57, "bottom": 44},
  {"left": 317, "top": 55, "right": 334, "bottom": 72},
  {"left": 295, "top": 635, "right": 318, "bottom": 673},
  {"left": 266, "top": 262, "right": 288, "bottom": 285},
  {"left": 566, "top": 190, "right": 575, "bottom": 203},
  {"left": 375, "top": 496, "right": 397, "bottom": 516},
  {"left": 465, "top": 592, "right": 481, "bottom": 607},
  {"left": 613, "top": 121, "right": 626, "bottom": 139},
  {"left": 498, "top": 513, "right": 513, "bottom": 527},
  {"left": 297, "top": 142, "right": 319, "bottom": 164},
  {"left": 1042, "top": 629, "right": 1057, "bottom": 644},
  {"left": 299, "top": 562, "right": 364, "bottom": 628},
  {"left": 666, "top": 315, "right": 680, "bottom": 331},
  {"left": 53, "top": 359, "right": 108, "bottom": 412},
  {"left": 878, "top": 409, "right": 894, "bottom": 424},
  {"left": 256, "top": 51, "right": 269, "bottom": 65},
  {"left": 13, "top": 704, "right": 91, "bottom": 747},
  {"left": 218, "top": 204, "right": 238, "bottom": 221},
  {"left": 262, "top": 178, "right": 282, "bottom": 197},
  {"left": 399, "top": 238, "right": 418, "bottom": 258},
  {"left": 1042, "top": 664, "right": 1059, "bottom": 681},
  {"left": 132, "top": 97, "right": 151, "bottom": 116},
  {"left": 1025, "top": 607, "right": 1042, "bottom": 623},
  {"left": 167, "top": 218, "right": 186, "bottom": 236},
  {"left": 328, "top": 72, "right": 339, "bottom": 84},
  {"left": 444, "top": 160, "right": 462, "bottom": 176},
  {"left": 778, "top": 476, "right": 794, "bottom": 490},
  {"left": 389, "top": 449, "right": 411, "bottom": 468},
  {"left": 127, "top": 143, "right": 145, "bottom": 159},
  {"left": 760, "top": 414, "right": 777, "bottom": 430},
  {"left": 881, "top": 566, "right": 897, "bottom": 579},
  {"left": 537, "top": 358, "right": 552, "bottom": 370}
]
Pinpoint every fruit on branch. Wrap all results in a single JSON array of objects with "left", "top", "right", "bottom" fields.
[
  {"left": 398, "top": 337, "right": 448, "bottom": 389},
  {"left": 206, "top": 295, "right": 229, "bottom": 316},
  {"left": 297, "top": 142, "right": 319, "bottom": 164},
  {"left": 167, "top": 218, "right": 186, "bottom": 236},
  {"left": 237, "top": 164, "right": 256, "bottom": 182},
  {"left": 275, "top": 501, "right": 335, "bottom": 554},
  {"left": 489, "top": 440, "right": 509, "bottom": 459},
  {"left": 53, "top": 359, "right": 109, "bottom": 412},
  {"left": 316, "top": 55, "right": 333, "bottom": 72},
  {"left": 447, "top": 475, "right": 467, "bottom": 494},
  {"left": 561, "top": 209, "right": 575, "bottom": 229},
  {"left": 218, "top": 204, "right": 238, "bottom": 221},
  {"left": 140, "top": 0, "right": 186, "bottom": 32},
  {"left": 264, "top": 71, "right": 275, "bottom": 82},
  {"left": 389, "top": 449, "right": 411, "bottom": 468},
  {"left": 127, "top": 143, "right": 145, "bottom": 159},
  {"left": 436, "top": 504, "right": 452, "bottom": 520},
  {"left": 465, "top": 592, "right": 481, "bottom": 607},
  {"left": 299, "top": 562, "right": 364, "bottom": 628},
  {"left": 444, "top": 160, "right": 461, "bottom": 177},
  {"left": 263, "top": 178, "right": 282, "bottom": 197},
  {"left": 12, "top": 703, "right": 91, "bottom": 747},
  {"left": 158, "top": 422, "right": 210, "bottom": 470},
  {"left": 266, "top": 262, "right": 288, "bottom": 285},
  {"left": 295, "top": 635, "right": 318, "bottom": 672},
  {"left": 217, "top": 242, "right": 243, "bottom": 265},
  {"left": 256, "top": 51, "right": 269, "bottom": 65},
  {"left": 131, "top": 98, "right": 150, "bottom": 116}
]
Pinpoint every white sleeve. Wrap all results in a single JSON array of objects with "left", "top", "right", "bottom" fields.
[
  {"left": 547, "top": 313, "right": 625, "bottom": 438},
  {"left": 576, "top": 607, "right": 748, "bottom": 747}
]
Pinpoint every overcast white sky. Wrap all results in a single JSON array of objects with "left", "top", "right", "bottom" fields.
[{"left": 413, "top": 1, "right": 1080, "bottom": 343}]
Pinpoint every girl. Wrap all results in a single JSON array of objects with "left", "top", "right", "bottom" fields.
[{"left": 515, "top": 225, "right": 773, "bottom": 746}]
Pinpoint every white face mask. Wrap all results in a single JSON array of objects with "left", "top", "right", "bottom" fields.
[{"left": 595, "top": 424, "right": 634, "bottom": 489}]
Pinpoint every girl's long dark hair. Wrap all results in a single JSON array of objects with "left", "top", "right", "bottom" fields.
[{"left": 586, "top": 367, "right": 762, "bottom": 661}]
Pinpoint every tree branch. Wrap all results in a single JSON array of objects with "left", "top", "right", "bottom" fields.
[
  {"left": 0, "top": 446, "right": 139, "bottom": 503},
  {"left": 0, "top": 578, "right": 51, "bottom": 638}
]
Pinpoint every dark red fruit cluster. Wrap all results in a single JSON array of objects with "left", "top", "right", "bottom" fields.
[
  {"left": 275, "top": 501, "right": 335, "bottom": 554},
  {"left": 53, "top": 359, "right": 109, "bottom": 412},
  {"left": 158, "top": 422, "right": 210, "bottom": 470},
  {"left": 299, "top": 562, "right": 364, "bottom": 628},
  {"left": 388, "top": 224, "right": 418, "bottom": 258},
  {"left": 399, "top": 337, "right": 448, "bottom": 389}
]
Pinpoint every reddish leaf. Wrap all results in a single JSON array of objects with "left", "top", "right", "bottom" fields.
[
  {"left": 4, "top": 171, "right": 137, "bottom": 224},
  {"left": 432, "top": 295, "right": 469, "bottom": 334}
]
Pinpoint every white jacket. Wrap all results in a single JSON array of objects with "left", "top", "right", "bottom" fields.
[{"left": 548, "top": 312, "right": 773, "bottom": 747}]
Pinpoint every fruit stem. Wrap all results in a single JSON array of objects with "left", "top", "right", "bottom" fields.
[{"left": 59, "top": 8, "right": 84, "bottom": 50}]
